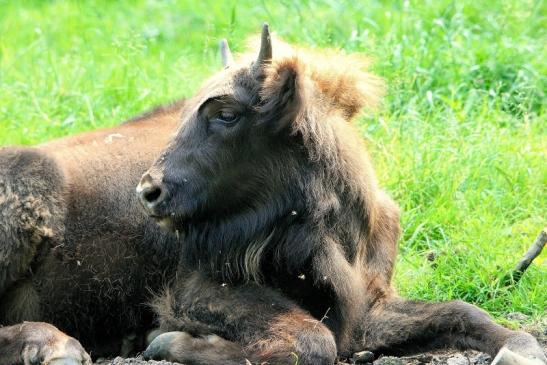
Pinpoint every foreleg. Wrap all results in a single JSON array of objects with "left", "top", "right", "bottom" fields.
[
  {"left": 144, "top": 272, "right": 337, "bottom": 365},
  {"left": 360, "top": 298, "right": 546, "bottom": 365}
]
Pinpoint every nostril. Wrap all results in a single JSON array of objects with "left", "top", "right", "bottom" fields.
[{"left": 143, "top": 186, "right": 163, "bottom": 204}]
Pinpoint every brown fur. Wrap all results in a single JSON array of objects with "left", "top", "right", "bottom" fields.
[
  {"left": 1, "top": 28, "right": 544, "bottom": 365},
  {"left": 0, "top": 100, "right": 186, "bottom": 359},
  {"left": 139, "top": 30, "right": 546, "bottom": 365}
]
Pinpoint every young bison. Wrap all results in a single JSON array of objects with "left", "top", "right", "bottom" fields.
[{"left": 138, "top": 25, "right": 547, "bottom": 365}]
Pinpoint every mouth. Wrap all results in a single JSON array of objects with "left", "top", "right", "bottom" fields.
[
  {"left": 149, "top": 213, "right": 190, "bottom": 233},
  {"left": 153, "top": 216, "right": 175, "bottom": 230}
]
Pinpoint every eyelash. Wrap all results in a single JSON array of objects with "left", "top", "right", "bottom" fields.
[{"left": 211, "top": 109, "right": 239, "bottom": 125}]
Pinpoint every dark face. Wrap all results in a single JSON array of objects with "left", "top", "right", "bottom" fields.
[
  {"left": 136, "top": 89, "right": 302, "bottom": 233},
  {"left": 138, "top": 88, "right": 274, "bottom": 229},
  {"left": 137, "top": 25, "right": 306, "bottom": 231}
]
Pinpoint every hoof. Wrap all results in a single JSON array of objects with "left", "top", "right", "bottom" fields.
[
  {"left": 143, "top": 331, "right": 190, "bottom": 361},
  {"left": 145, "top": 328, "right": 167, "bottom": 347},
  {"left": 47, "top": 358, "right": 87, "bottom": 365},
  {"left": 143, "top": 331, "right": 244, "bottom": 364},
  {"left": 492, "top": 347, "right": 547, "bottom": 365},
  {"left": 8, "top": 322, "right": 92, "bottom": 365}
]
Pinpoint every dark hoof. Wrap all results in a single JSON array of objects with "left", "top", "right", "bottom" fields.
[
  {"left": 143, "top": 331, "right": 190, "bottom": 361},
  {"left": 352, "top": 350, "right": 375, "bottom": 364},
  {"left": 145, "top": 328, "right": 167, "bottom": 347}
]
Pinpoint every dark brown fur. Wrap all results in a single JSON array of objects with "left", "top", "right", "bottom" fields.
[
  {"left": 138, "top": 29, "right": 546, "bottom": 365},
  {"left": 0, "top": 100, "right": 186, "bottom": 361},
  {"left": 1, "top": 27, "right": 545, "bottom": 365}
]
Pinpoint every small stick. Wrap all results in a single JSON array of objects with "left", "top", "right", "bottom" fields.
[{"left": 510, "top": 229, "right": 546, "bottom": 284}]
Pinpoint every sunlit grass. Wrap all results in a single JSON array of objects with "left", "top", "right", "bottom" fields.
[{"left": 0, "top": 0, "right": 545, "bottom": 319}]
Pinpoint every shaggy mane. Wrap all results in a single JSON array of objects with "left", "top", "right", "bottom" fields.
[
  {"left": 242, "top": 35, "right": 385, "bottom": 119},
  {"left": 178, "top": 37, "right": 387, "bottom": 285}
]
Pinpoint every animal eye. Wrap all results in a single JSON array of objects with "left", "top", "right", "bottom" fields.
[{"left": 212, "top": 110, "right": 239, "bottom": 125}]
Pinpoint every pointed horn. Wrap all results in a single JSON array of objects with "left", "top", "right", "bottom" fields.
[
  {"left": 220, "top": 39, "right": 233, "bottom": 68},
  {"left": 256, "top": 23, "right": 272, "bottom": 67}
]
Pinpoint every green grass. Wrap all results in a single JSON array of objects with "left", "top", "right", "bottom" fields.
[{"left": 1, "top": 0, "right": 545, "bottom": 320}]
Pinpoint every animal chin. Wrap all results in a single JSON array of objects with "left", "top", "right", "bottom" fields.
[
  {"left": 153, "top": 214, "right": 190, "bottom": 233},
  {"left": 155, "top": 216, "right": 175, "bottom": 230}
]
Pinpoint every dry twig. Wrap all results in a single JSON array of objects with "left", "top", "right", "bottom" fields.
[{"left": 505, "top": 229, "right": 546, "bottom": 285}]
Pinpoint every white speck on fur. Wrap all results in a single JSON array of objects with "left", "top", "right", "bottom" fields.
[{"left": 104, "top": 133, "right": 124, "bottom": 144}]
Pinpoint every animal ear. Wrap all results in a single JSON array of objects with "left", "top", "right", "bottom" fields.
[{"left": 258, "top": 58, "right": 307, "bottom": 133}]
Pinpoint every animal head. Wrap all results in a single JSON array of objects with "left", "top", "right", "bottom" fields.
[{"left": 137, "top": 24, "right": 384, "bottom": 280}]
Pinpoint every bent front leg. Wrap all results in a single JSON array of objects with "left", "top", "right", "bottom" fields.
[
  {"left": 0, "top": 322, "right": 91, "bottom": 365},
  {"left": 145, "top": 272, "right": 337, "bottom": 365},
  {"left": 360, "top": 298, "right": 546, "bottom": 365}
]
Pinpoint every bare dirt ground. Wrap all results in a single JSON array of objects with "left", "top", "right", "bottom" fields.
[{"left": 98, "top": 313, "right": 546, "bottom": 365}]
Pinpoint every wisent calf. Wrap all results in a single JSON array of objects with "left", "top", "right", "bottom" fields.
[
  {"left": 1, "top": 25, "right": 545, "bottom": 365},
  {"left": 137, "top": 25, "right": 546, "bottom": 365}
]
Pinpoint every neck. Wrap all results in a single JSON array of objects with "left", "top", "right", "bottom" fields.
[{"left": 181, "top": 199, "right": 303, "bottom": 283}]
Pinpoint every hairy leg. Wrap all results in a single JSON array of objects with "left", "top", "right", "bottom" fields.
[
  {"left": 0, "top": 147, "right": 66, "bottom": 297},
  {"left": 0, "top": 150, "right": 92, "bottom": 364},
  {"left": 144, "top": 272, "right": 337, "bottom": 365},
  {"left": 0, "top": 322, "right": 91, "bottom": 365},
  {"left": 359, "top": 298, "right": 546, "bottom": 364}
]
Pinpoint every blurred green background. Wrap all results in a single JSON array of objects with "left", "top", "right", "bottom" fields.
[{"left": 0, "top": 0, "right": 545, "bottom": 320}]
